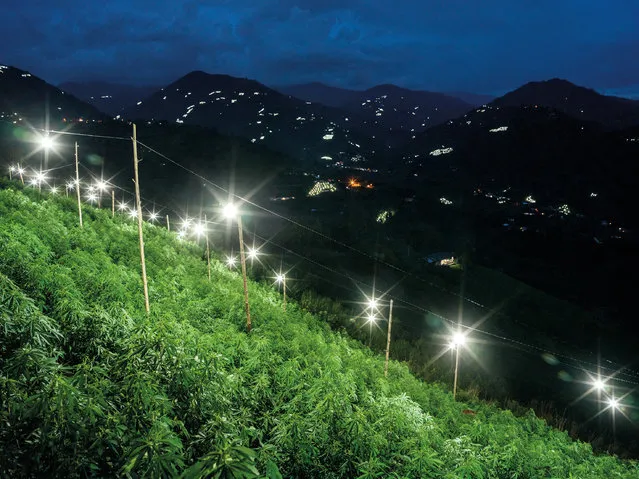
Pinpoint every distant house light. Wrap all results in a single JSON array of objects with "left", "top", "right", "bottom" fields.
[
  {"left": 425, "top": 252, "right": 456, "bottom": 266},
  {"left": 430, "top": 147, "right": 453, "bottom": 156}
]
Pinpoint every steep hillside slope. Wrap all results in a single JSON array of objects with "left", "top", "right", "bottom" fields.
[
  {"left": 123, "top": 71, "right": 375, "bottom": 164},
  {"left": 0, "top": 185, "right": 636, "bottom": 478},
  {"left": 0, "top": 65, "right": 104, "bottom": 125}
]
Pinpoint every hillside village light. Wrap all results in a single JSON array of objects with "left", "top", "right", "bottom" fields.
[
  {"left": 450, "top": 331, "right": 467, "bottom": 400},
  {"left": 224, "top": 202, "right": 252, "bottom": 333},
  {"left": 276, "top": 273, "right": 287, "bottom": 311},
  {"left": 226, "top": 256, "right": 237, "bottom": 268}
]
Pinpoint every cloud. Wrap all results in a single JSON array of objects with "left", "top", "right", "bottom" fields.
[{"left": 0, "top": 0, "right": 638, "bottom": 94}]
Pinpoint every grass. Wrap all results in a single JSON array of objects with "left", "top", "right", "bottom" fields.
[{"left": 0, "top": 184, "right": 637, "bottom": 478}]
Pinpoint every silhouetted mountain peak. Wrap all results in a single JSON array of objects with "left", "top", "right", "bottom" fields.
[
  {"left": 0, "top": 64, "right": 104, "bottom": 125},
  {"left": 492, "top": 78, "right": 639, "bottom": 129}
]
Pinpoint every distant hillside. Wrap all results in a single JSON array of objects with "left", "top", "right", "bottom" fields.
[
  {"left": 446, "top": 91, "right": 495, "bottom": 107},
  {"left": 59, "top": 81, "right": 159, "bottom": 116},
  {"left": 276, "top": 82, "right": 361, "bottom": 108},
  {"left": 276, "top": 82, "right": 473, "bottom": 136},
  {"left": 492, "top": 78, "right": 639, "bottom": 129},
  {"left": 0, "top": 64, "right": 104, "bottom": 126},
  {"left": 395, "top": 103, "right": 639, "bottom": 317},
  {"left": 123, "top": 71, "right": 377, "bottom": 165}
]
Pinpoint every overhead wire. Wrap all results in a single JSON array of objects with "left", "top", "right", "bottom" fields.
[
  {"left": 5, "top": 124, "right": 638, "bottom": 387},
  {"left": 135, "top": 138, "right": 639, "bottom": 383}
]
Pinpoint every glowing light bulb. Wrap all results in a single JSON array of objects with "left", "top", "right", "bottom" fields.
[
  {"left": 192, "top": 223, "right": 206, "bottom": 237},
  {"left": 223, "top": 203, "right": 238, "bottom": 218},
  {"left": 451, "top": 332, "right": 466, "bottom": 348},
  {"left": 593, "top": 379, "right": 606, "bottom": 391},
  {"left": 41, "top": 136, "right": 54, "bottom": 149}
]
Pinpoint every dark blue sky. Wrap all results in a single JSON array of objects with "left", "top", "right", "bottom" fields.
[{"left": 2, "top": 0, "right": 639, "bottom": 97}]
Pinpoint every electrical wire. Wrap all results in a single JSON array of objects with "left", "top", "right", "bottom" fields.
[
  {"left": 135, "top": 139, "right": 639, "bottom": 383},
  {"left": 5, "top": 126, "right": 638, "bottom": 388}
]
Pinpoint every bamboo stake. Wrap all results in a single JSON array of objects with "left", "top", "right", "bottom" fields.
[
  {"left": 384, "top": 299, "right": 394, "bottom": 377},
  {"left": 132, "top": 124, "right": 150, "bottom": 314},
  {"left": 237, "top": 215, "right": 251, "bottom": 332},
  {"left": 204, "top": 214, "right": 211, "bottom": 281},
  {"left": 74, "top": 142, "right": 83, "bottom": 228}
]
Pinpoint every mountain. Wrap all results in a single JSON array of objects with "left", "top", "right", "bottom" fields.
[
  {"left": 446, "top": 91, "right": 495, "bottom": 106},
  {"left": 59, "top": 81, "right": 159, "bottom": 116},
  {"left": 394, "top": 103, "right": 639, "bottom": 321},
  {"left": 123, "top": 71, "right": 377, "bottom": 166},
  {"left": 0, "top": 64, "right": 104, "bottom": 126},
  {"left": 275, "top": 82, "right": 473, "bottom": 136},
  {"left": 340, "top": 84, "right": 472, "bottom": 136},
  {"left": 276, "top": 81, "right": 360, "bottom": 108},
  {"left": 491, "top": 78, "right": 639, "bottom": 129}
]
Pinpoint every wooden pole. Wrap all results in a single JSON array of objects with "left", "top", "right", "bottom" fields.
[
  {"left": 132, "top": 124, "right": 150, "bottom": 314},
  {"left": 384, "top": 299, "right": 393, "bottom": 377},
  {"left": 19, "top": 166, "right": 24, "bottom": 185},
  {"left": 111, "top": 190, "right": 115, "bottom": 217},
  {"left": 204, "top": 214, "right": 211, "bottom": 281},
  {"left": 237, "top": 216, "right": 251, "bottom": 332},
  {"left": 74, "top": 142, "right": 83, "bottom": 228},
  {"left": 166, "top": 215, "right": 170, "bottom": 231},
  {"left": 283, "top": 275, "right": 287, "bottom": 311},
  {"left": 453, "top": 345, "right": 460, "bottom": 400}
]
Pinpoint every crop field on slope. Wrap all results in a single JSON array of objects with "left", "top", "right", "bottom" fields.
[{"left": 0, "top": 184, "right": 636, "bottom": 478}]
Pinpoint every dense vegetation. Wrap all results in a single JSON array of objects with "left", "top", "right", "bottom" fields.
[{"left": 1, "top": 185, "right": 637, "bottom": 478}]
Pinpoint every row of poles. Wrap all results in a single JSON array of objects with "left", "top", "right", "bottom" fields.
[
  {"left": 4, "top": 125, "right": 485, "bottom": 389},
  {"left": 17, "top": 125, "right": 268, "bottom": 333},
  {"left": 11, "top": 123, "right": 401, "bottom": 378},
  {"left": 10, "top": 125, "right": 630, "bottom": 412}
]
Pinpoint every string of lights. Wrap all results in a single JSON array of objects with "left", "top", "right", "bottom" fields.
[
  {"left": 245, "top": 229, "right": 639, "bottom": 387},
  {"left": 4, "top": 125, "right": 638, "bottom": 393},
  {"left": 134, "top": 138, "right": 639, "bottom": 383}
]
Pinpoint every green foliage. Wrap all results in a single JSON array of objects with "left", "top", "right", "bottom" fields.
[{"left": 0, "top": 187, "right": 637, "bottom": 478}]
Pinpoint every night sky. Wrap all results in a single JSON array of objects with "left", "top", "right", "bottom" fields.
[{"left": 2, "top": 1, "right": 639, "bottom": 97}]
